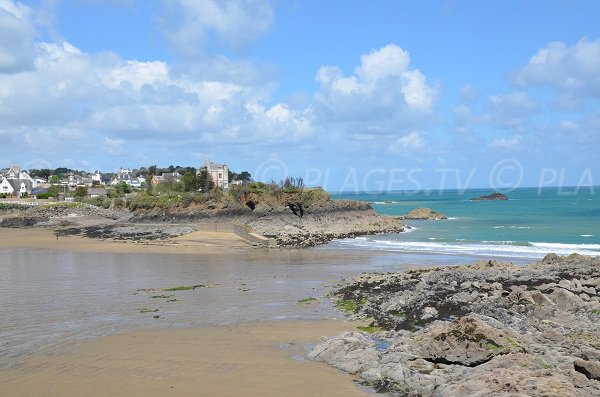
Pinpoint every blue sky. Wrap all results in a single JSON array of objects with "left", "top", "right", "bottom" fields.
[{"left": 0, "top": 0, "right": 599, "bottom": 191}]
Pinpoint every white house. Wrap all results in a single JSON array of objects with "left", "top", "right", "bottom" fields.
[
  {"left": 91, "top": 170, "right": 102, "bottom": 183},
  {"left": 0, "top": 178, "right": 32, "bottom": 197},
  {"left": 111, "top": 168, "right": 133, "bottom": 186},
  {"left": 0, "top": 178, "right": 14, "bottom": 195},
  {"left": 0, "top": 166, "right": 34, "bottom": 196},
  {"left": 201, "top": 160, "right": 229, "bottom": 190}
]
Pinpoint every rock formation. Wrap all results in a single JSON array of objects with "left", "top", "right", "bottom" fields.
[
  {"left": 399, "top": 207, "right": 447, "bottom": 220},
  {"left": 310, "top": 253, "right": 600, "bottom": 396},
  {"left": 470, "top": 192, "right": 509, "bottom": 201}
]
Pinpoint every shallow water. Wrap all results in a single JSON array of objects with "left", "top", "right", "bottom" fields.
[{"left": 1, "top": 246, "right": 435, "bottom": 364}]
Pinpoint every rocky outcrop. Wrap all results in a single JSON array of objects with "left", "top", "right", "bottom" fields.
[
  {"left": 399, "top": 207, "right": 447, "bottom": 220},
  {"left": 0, "top": 205, "right": 124, "bottom": 228},
  {"left": 132, "top": 196, "right": 406, "bottom": 247},
  {"left": 470, "top": 192, "right": 509, "bottom": 201},
  {"left": 310, "top": 254, "right": 600, "bottom": 396}
]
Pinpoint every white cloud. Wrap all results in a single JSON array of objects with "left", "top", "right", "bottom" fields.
[
  {"left": 0, "top": 36, "right": 312, "bottom": 160},
  {"left": 313, "top": 44, "right": 437, "bottom": 128},
  {"left": 490, "top": 135, "right": 521, "bottom": 150},
  {"left": 484, "top": 91, "right": 538, "bottom": 128},
  {"left": 513, "top": 38, "right": 600, "bottom": 106},
  {"left": 0, "top": 0, "right": 36, "bottom": 73},
  {"left": 160, "top": 0, "right": 274, "bottom": 58},
  {"left": 103, "top": 137, "right": 126, "bottom": 155},
  {"left": 390, "top": 132, "right": 425, "bottom": 154}
]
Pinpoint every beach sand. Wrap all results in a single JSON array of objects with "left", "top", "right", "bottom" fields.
[
  {"left": 0, "top": 227, "right": 251, "bottom": 253},
  {"left": 0, "top": 320, "right": 369, "bottom": 397},
  {"left": 0, "top": 227, "right": 375, "bottom": 396}
]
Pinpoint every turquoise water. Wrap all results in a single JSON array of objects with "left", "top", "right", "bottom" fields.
[{"left": 330, "top": 187, "right": 600, "bottom": 260}]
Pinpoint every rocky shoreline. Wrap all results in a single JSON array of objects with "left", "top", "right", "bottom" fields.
[
  {"left": 310, "top": 254, "right": 600, "bottom": 396},
  {"left": 0, "top": 199, "right": 406, "bottom": 247}
]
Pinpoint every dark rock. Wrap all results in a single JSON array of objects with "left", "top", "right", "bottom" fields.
[
  {"left": 574, "top": 359, "right": 600, "bottom": 380},
  {"left": 470, "top": 192, "right": 509, "bottom": 201},
  {"left": 311, "top": 255, "right": 600, "bottom": 396}
]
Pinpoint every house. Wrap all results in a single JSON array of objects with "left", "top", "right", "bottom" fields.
[
  {"left": 161, "top": 172, "right": 182, "bottom": 184},
  {"left": 88, "top": 187, "right": 108, "bottom": 198},
  {"left": 111, "top": 168, "right": 133, "bottom": 186},
  {"left": 151, "top": 175, "right": 165, "bottom": 186},
  {"left": 0, "top": 179, "right": 33, "bottom": 197},
  {"left": 91, "top": 171, "right": 102, "bottom": 183},
  {"left": 0, "top": 166, "right": 34, "bottom": 196},
  {"left": 201, "top": 160, "right": 229, "bottom": 190},
  {"left": 0, "top": 178, "right": 14, "bottom": 195}
]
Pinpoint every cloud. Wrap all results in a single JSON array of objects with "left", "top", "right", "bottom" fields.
[
  {"left": 484, "top": 91, "right": 538, "bottom": 128},
  {"left": 513, "top": 38, "right": 600, "bottom": 107},
  {"left": 312, "top": 44, "right": 437, "bottom": 130},
  {"left": 390, "top": 132, "right": 425, "bottom": 154},
  {"left": 103, "top": 137, "right": 126, "bottom": 155},
  {"left": 489, "top": 135, "right": 521, "bottom": 150},
  {"left": 0, "top": 0, "right": 37, "bottom": 73},
  {"left": 0, "top": 36, "right": 312, "bottom": 163},
  {"left": 160, "top": 0, "right": 274, "bottom": 58}
]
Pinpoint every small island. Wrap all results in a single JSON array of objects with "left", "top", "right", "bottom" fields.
[
  {"left": 399, "top": 207, "right": 447, "bottom": 220},
  {"left": 470, "top": 192, "right": 508, "bottom": 201}
]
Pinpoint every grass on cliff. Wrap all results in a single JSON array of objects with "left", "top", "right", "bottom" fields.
[{"left": 128, "top": 184, "right": 330, "bottom": 212}]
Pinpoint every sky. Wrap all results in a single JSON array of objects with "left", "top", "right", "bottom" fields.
[{"left": 0, "top": 0, "right": 599, "bottom": 191}]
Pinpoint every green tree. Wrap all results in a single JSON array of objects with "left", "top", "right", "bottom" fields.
[
  {"left": 236, "top": 171, "right": 251, "bottom": 181},
  {"left": 47, "top": 185, "right": 59, "bottom": 197},
  {"left": 181, "top": 172, "right": 200, "bottom": 192},
  {"left": 50, "top": 175, "right": 61, "bottom": 184},
  {"left": 74, "top": 186, "right": 88, "bottom": 197},
  {"left": 114, "top": 181, "right": 132, "bottom": 195},
  {"left": 197, "top": 168, "right": 215, "bottom": 191}
]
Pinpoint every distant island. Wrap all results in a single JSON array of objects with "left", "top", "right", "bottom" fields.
[{"left": 470, "top": 192, "right": 508, "bottom": 201}]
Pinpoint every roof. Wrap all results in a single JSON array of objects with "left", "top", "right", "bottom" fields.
[
  {"left": 7, "top": 179, "right": 32, "bottom": 191},
  {"left": 88, "top": 188, "right": 107, "bottom": 196},
  {"left": 205, "top": 160, "right": 227, "bottom": 171}
]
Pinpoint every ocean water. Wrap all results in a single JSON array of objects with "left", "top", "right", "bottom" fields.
[{"left": 330, "top": 187, "right": 600, "bottom": 260}]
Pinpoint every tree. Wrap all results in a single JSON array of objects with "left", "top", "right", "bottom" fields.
[
  {"left": 114, "top": 181, "right": 131, "bottom": 195},
  {"left": 197, "top": 168, "right": 215, "bottom": 191},
  {"left": 236, "top": 171, "right": 251, "bottom": 181},
  {"left": 74, "top": 186, "right": 88, "bottom": 197},
  {"left": 47, "top": 185, "right": 59, "bottom": 197},
  {"left": 148, "top": 165, "right": 157, "bottom": 176},
  {"left": 145, "top": 174, "right": 153, "bottom": 194},
  {"left": 50, "top": 175, "right": 61, "bottom": 184},
  {"left": 29, "top": 169, "right": 51, "bottom": 180},
  {"left": 181, "top": 172, "right": 200, "bottom": 192}
]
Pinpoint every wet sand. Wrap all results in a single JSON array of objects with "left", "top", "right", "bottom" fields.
[
  {"left": 0, "top": 227, "right": 393, "bottom": 396},
  {"left": 0, "top": 320, "right": 371, "bottom": 397},
  {"left": 0, "top": 228, "right": 251, "bottom": 253}
]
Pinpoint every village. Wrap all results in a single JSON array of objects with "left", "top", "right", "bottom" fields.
[{"left": 0, "top": 160, "right": 249, "bottom": 205}]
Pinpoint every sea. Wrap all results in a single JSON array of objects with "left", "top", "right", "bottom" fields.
[{"left": 329, "top": 187, "right": 600, "bottom": 261}]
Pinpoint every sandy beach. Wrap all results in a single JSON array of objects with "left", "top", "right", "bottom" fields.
[
  {"left": 0, "top": 320, "right": 370, "bottom": 397},
  {"left": 0, "top": 227, "right": 251, "bottom": 254},
  {"left": 0, "top": 227, "right": 388, "bottom": 396}
]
